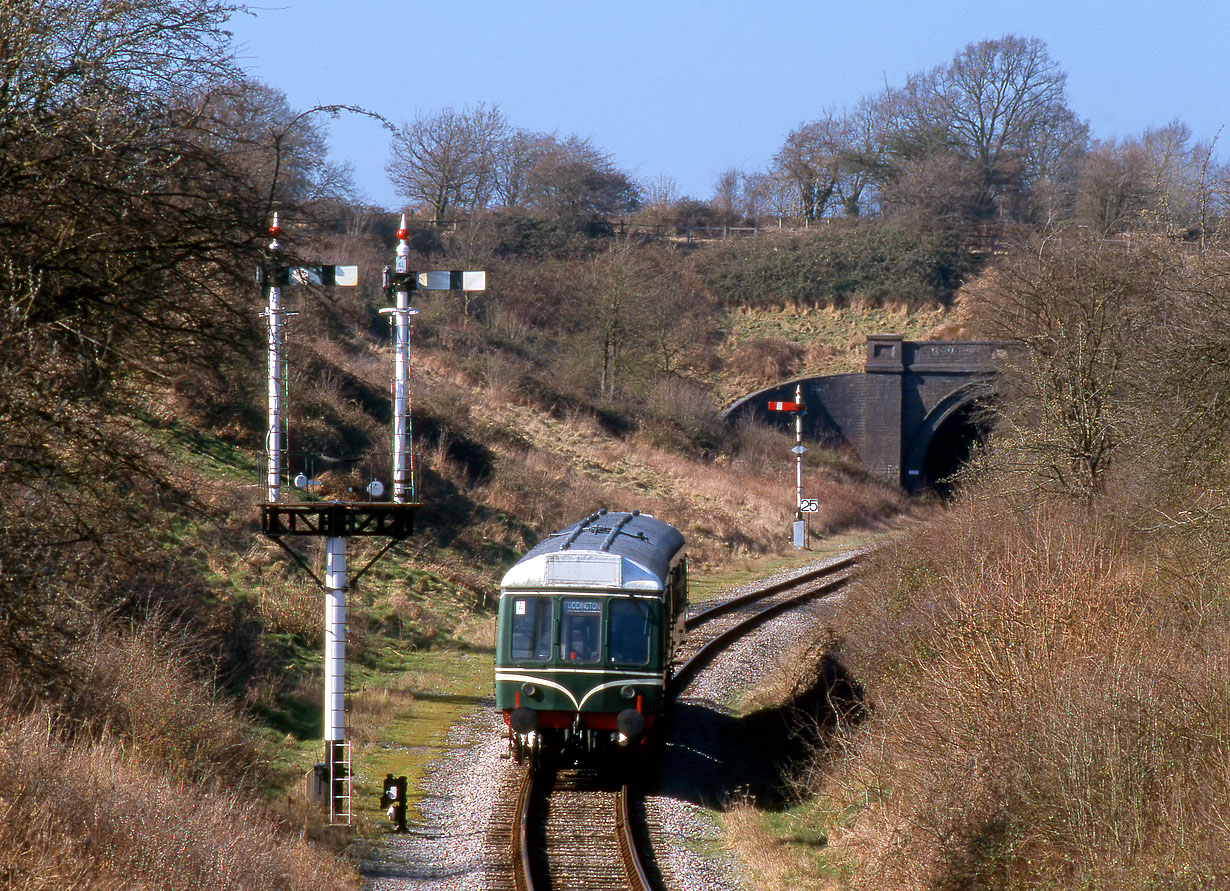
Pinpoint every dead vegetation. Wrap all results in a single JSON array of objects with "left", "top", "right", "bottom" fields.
[
  {"left": 0, "top": 704, "right": 357, "bottom": 891},
  {"left": 811, "top": 498, "right": 1230, "bottom": 889}
]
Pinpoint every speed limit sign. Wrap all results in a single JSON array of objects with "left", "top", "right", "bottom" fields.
[{"left": 799, "top": 499, "right": 819, "bottom": 512}]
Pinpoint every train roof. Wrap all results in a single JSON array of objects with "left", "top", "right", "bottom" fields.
[{"left": 500, "top": 510, "right": 685, "bottom": 592}]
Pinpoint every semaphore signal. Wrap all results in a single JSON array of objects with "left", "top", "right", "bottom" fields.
[
  {"left": 255, "top": 212, "right": 486, "bottom": 826},
  {"left": 768, "top": 383, "right": 810, "bottom": 548},
  {"left": 255, "top": 212, "right": 491, "bottom": 827},
  {"left": 379, "top": 214, "right": 487, "bottom": 504}
]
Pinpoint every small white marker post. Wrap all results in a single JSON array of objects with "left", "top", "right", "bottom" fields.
[{"left": 794, "top": 384, "right": 804, "bottom": 512}]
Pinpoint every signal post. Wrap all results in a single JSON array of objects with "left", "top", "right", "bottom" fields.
[
  {"left": 256, "top": 214, "right": 483, "bottom": 824},
  {"left": 769, "top": 383, "right": 814, "bottom": 548}
]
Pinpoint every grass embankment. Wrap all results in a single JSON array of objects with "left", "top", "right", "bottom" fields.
[
  {"left": 712, "top": 302, "right": 958, "bottom": 406},
  {"left": 725, "top": 497, "right": 1230, "bottom": 889}
]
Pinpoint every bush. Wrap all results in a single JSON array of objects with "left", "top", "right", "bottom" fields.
[
  {"left": 0, "top": 705, "right": 356, "bottom": 891},
  {"left": 702, "top": 222, "right": 978, "bottom": 309},
  {"left": 61, "top": 622, "right": 261, "bottom": 789},
  {"left": 485, "top": 211, "right": 613, "bottom": 258},
  {"left": 816, "top": 497, "right": 1230, "bottom": 889},
  {"left": 723, "top": 336, "right": 806, "bottom": 388}
]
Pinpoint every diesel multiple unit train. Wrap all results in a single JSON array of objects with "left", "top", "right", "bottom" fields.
[{"left": 494, "top": 510, "right": 687, "bottom": 763}]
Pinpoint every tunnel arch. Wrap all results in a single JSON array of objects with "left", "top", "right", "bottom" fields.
[{"left": 903, "top": 382, "right": 995, "bottom": 493}]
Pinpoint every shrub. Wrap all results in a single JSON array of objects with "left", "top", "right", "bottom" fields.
[
  {"left": 816, "top": 497, "right": 1230, "bottom": 889},
  {"left": 703, "top": 222, "right": 978, "bottom": 309},
  {"left": 724, "top": 336, "right": 806, "bottom": 388},
  {"left": 0, "top": 705, "right": 356, "bottom": 890},
  {"left": 61, "top": 622, "right": 261, "bottom": 789}
]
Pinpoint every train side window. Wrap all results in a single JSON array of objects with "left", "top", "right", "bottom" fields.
[
  {"left": 509, "top": 597, "right": 552, "bottom": 661},
  {"left": 560, "top": 599, "right": 600, "bottom": 663},
  {"left": 608, "top": 599, "right": 649, "bottom": 664}
]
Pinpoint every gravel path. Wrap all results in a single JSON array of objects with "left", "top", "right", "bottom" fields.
[{"left": 360, "top": 553, "right": 857, "bottom": 891}]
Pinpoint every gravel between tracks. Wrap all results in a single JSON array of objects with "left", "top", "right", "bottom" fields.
[{"left": 360, "top": 552, "right": 857, "bottom": 891}]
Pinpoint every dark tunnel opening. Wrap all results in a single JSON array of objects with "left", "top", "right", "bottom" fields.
[{"left": 921, "top": 399, "right": 992, "bottom": 496}]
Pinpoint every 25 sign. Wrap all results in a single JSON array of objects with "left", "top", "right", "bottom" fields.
[{"left": 799, "top": 499, "right": 819, "bottom": 512}]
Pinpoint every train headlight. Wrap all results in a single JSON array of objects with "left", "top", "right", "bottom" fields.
[
  {"left": 510, "top": 706, "right": 538, "bottom": 734},
  {"left": 521, "top": 682, "right": 538, "bottom": 697},
  {"left": 616, "top": 708, "right": 645, "bottom": 739},
  {"left": 620, "top": 685, "right": 637, "bottom": 699}
]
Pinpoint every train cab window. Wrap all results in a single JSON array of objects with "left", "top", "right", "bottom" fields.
[
  {"left": 608, "top": 599, "right": 650, "bottom": 664},
  {"left": 560, "top": 599, "right": 600, "bottom": 663},
  {"left": 509, "top": 597, "right": 552, "bottom": 662}
]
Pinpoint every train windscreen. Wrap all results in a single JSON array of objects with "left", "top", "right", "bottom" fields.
[
  {"left": 510, "top": 596, "right": 552, "bottom": 661},
  {"left": 608, "top": 599, "right": 650, "bottom": 664},
  {"left": 560, "top": 599, "right": 600, "bottom": 663}
]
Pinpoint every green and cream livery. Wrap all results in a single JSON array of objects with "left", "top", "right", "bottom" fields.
[{"left": 495, "top": 510, "right": 688, "bottom": 762}]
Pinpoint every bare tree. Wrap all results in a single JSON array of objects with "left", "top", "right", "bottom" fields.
[
  {"left": 740, "top": 169, "right": 775, "bottom": 221},
  {"left": 710, "top": 167, "right": 743, "bottom": 223},
  {"left": 967, "top": 235, "right": 1175, "bottom": 499},
  {"left": 639, "top": 174, "right": 681, "bottom": 226},
  {"left": 881, "top": 36, "right": 1086, "bottom": 225},
  {"left": 522, "top": 134, "right": 639, "bottom": 222},
  {"left": 387, "top": 102, "right": 508, "bottom": 223},
  {"left": 835, "top": 98, "right": 888, "bottom": 217},
  {"left": 0, "top": 0, "right": 270, "bottom": 689},
  {"left": 1134, "top": 120, "right": 1228, "bottom": 237},
  {"left": 1074, "top": 140, "right": 1150, "bottom": 236},
  {"left": 1071, "top": 122, "right": 1227, "bottom": 240},
  {"left": 773, "top": 111, "right": 852, "bottom": 220},
  {"left": 196, "top": 80, "right": 364, "bottom": 211},
  {"left": 492, "top": 127, "right": 545, "bottom": 208}
]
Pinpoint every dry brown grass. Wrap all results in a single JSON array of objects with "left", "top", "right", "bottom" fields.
[
  {"left": 0, "top": 618, "right": 358, "bottom": 888},
  {"left": 464, "top": 393, "right": 903, "bottom": 569},
  {"left": 725, "top": 803, "right": 826, "bottom": 888},
  {"left": 0, "top": 706, "right": 356, "bottom": 891},
  {"left": 349, "top": 680, "right": 418, "bottom": 746},
  {"left": 808, "top": 497, "right": 1230, "bottom": 889},
  {"left": 61, "top": 622, "right": 260, "bottom": 789},
  {"left": 253, "top": 572, "right": 324, "bottom": 641}
]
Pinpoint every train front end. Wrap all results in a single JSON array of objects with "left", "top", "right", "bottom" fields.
[{"left": 494, "top": 511, "right": 686, "bottom": 764}]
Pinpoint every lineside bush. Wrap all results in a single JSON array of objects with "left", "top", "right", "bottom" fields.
[
  {"left": 811, "top": 496, "right": 1230, "bottom": 889},
  {"left": 0, "top": 705, "right": 356, "bottom": 891}
]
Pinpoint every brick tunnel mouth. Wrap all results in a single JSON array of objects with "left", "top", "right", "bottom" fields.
[{"left": 921, "top": 399, "right": 991, "bottom": 495}]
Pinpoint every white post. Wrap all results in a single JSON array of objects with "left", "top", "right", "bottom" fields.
[
  {"left": 795, "top": 383, "right": 804, "bottom": 512},
  {"left": 324, "top": 536, "right": 347, "bottom": 745},
  {"left": 390, "top": 215, "right": 417, "bottom": 504},
  {"left": 264, "top": 213, "right": 284, "bottom": 503}
]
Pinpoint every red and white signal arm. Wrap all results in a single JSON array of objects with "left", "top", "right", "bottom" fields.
[{"left": 768, "top": 400, "right": 801, "bottom": 411}]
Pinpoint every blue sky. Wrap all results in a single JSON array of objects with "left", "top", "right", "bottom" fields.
[{"left": 227, "top": 1, "right": 1230, "bottom": 210}]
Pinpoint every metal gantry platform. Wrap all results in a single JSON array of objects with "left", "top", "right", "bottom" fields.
[{"left": 260, "top": 501, "right": 419, "bottom": 538}]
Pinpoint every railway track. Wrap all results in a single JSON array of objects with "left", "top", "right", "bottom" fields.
[
  {"left": 497, "top": 552, "right": 861, "bottom": 891},
  {"left": 509, "top": 765, "right": 655, "bottom": 891},
  {"left": 673, "top": 553, "right": 860, "bottom": 687}
]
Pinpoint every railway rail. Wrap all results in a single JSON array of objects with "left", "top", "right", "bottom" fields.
[
  {"left": 500, "top": 552, "right": 861, "bottom": 891},
  {"left": 673, "top": 553, "right": 860, "bottom": 687},
  {"left": 511, "top": 765, "right": 653, "bottom": 891}
]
